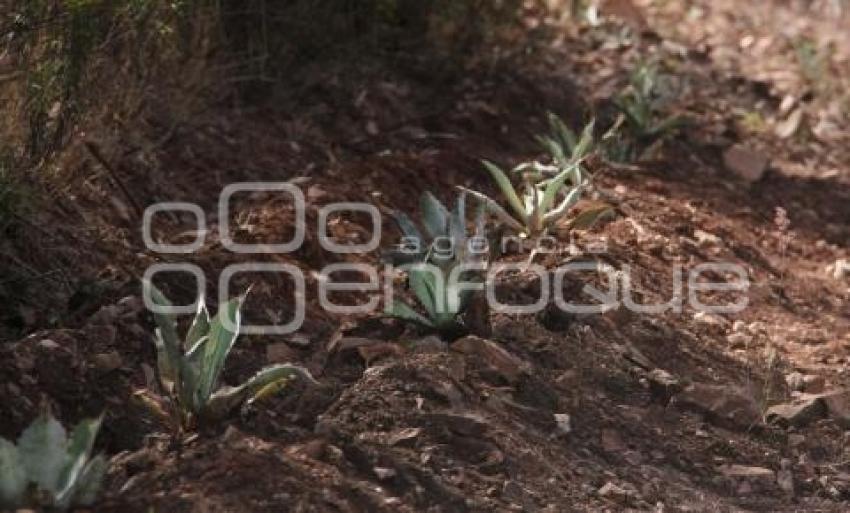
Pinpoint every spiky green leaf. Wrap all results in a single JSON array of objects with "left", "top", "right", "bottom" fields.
[
  {"left": 543, "top": 185, "right": 585, "bottom": 225},
  {"left": 541, "top": 163, "right": 582, "bottom": 215},
  {"left": 0, "top": 439, "right": 25, "bottom": 508},
  {"left": 71, "top": 455, "right": 106, "bottom": 506},
  {"left": 205, "top": 364, "right": 318, "bottom": 419},
  {"left": 571, "top": 119, "right": 596, "bottom": 161},
  {"left": 449, "top": 192, "right": 467, "bottom": 247},
  {"left": 17, "top": 411, "right": 67, "bottom": 494},
  {"left": 55, "top": 415, "right": 103, "bottom": 507},
  {"left": 409, "top": 266, "right": 440, "bottom": 317},
  {"left": 459, "top": 187, "right": 526, "bottom": 234},
  {"left": 144, "top": 281, "right": 182, "bottom": 389},
  {"left": 482, "top": 160, "right": 526, "bottom": 220},
  {"left": 196, "top": 296, "right": 243, "bottom": 405},
  {"left": 569, "top": 204, "right": 615, "bottom": 231},
  {"left": 391, "top": 210, "right": 423, "bottom": 241},
  {"left": 420, "top": 192, "right": 450, "bottom": 239},
  {"left": 386, "top": 301, "right": 434, "bottom": 327},
  {"left": 184, "top": 298, "right": 210, "bottom": 352}
]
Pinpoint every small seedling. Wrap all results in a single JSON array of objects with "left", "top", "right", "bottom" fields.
[
  {"left": 610, "top": 61, "right": 684, "bottom": 160},
  {"left": 0, "top": 409, "right": 106, "bottom": 510},
  {"left": 386, "top": 192, "right": 486, "bottom": 337},
  {"left": 536, "top": 113, "right": 596, "bottom": 174},
  {"left": 139, "top": 282, "right": 317, "bottom": 431},
  {"left": 461, "top": 158, "right": 595, "bottom": 239}
]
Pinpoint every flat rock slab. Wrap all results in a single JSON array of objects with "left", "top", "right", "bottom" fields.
[
  {"left": 671, "top": 383, "right": 761, "bottom": 430},
  {"left": 723, "top": 145, "right": 769, "bottom": 182},
  {"left": 765, "top": 397, "right": 827, "bottom": 428}
]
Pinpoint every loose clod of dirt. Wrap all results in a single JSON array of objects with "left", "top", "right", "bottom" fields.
[{"left": 2, "top": 0, "right": 850, "bottom": 512}]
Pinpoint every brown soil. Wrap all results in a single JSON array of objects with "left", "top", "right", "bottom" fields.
[{"left": 2, "top": 1, "right": 850, "bottom": 512}]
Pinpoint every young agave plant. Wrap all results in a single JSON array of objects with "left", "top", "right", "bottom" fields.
[
  {"left": 386, "top": 192, "right": 486, "bottom": 337},
  {"left": 139, "top": 282, "right": 317, "bottom": 430},
  {"left": 0, "top": 410, "right": 106, "bottom": 510},
  {"left": 385, "top": 191, "right": 485, "bottom": 268},
  {"left": 536, "top": 113, "right": 596, "bottom": 173},
  {"left": 613, "top": 61, "right": 684, "bottom": 146},
  {"left": 460, "top": 158, "right": 587, "bottom": 239}
]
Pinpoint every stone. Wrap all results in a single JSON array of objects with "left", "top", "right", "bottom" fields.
[
  {"left": 671, "top": 383, "right": 761, "bottom": 430},
  {"left": 723, "top": 145, "right": 769, "bottom": 182},
  {"left": 647, "top": 368, "right": 682, "bottom": 404},
  {"left": 386, "top": 427, "right": 421, "bottom": 447},
  {"left": 774, "top": 107, "right": 803, "bottom": 139},
  {"left": 719, "top": 465, "right": 776, "bottom": 495},
  {"left": 727, "top": 332, "right": 752, "bottom": 348},
  {"left": 553, "top": 413, "right": 572, "bottom": 436},
  {"left": 37, "top": 339, "right": 60, "bottom": 350},
  {"left": 410, "top": 335, "right": 448, "bottom": 354},
  {"left": 597, "top": 481, "right": 638, "bottom": 505},
  {"left": 803, "top": 374, "right": 826, "bottom": 394},
  {"left": 831, "top": 259, "right": 849, "bottom": 280},
  {"left": 693, "top": 311, "right": 728, "bottom": 329},
  {"left": 373, "top": 467, "right": 396, "bottom": 481},
  {"left": 93, "top": 351, "right": 123, "bottom": 372},
  {"left": 785, "top": 373, "right": 825, "bottom": 394},
  {"left": 89, "top": 304, "right": 122, "bottom": 325},
  {"left": 765, "top": 397, "right": 826, "bottom": 428},
  {"left": 821, "top": 390, "right": 850, "bottom": 428},
  {"left": 785, "top": 372, "right": 805, "bottom": 392},
  {"left": 451, "top": 336, "right": 529, "bottom": 383},
  {"left": 694, "top": 229, "right": 721, "bottom": 247}
]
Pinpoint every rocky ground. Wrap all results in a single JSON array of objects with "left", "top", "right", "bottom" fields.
[{"left": 1, "top": 0, "right": 849, "bottom": 511}]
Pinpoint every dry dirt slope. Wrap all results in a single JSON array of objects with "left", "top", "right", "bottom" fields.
[{"left": 1, "top": 1, "right": 850, "bottom": 512}]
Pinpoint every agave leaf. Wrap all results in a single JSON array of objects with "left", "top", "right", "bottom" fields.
[
  {"left": 443, "top": 278, "right": 467, "bottom": 316},
  {"left": 543, "top": 185, "right": 585, "bottom": 225},
  {"left": 482, "top": 160, "right": 526, "bottom": 220},
  {"left": 196, "top": 296, "right": 243, "bottom": 405},
  {"left": 184, "top": 298, "right": 210, "bottom": 352},
  {"left": 409, "top": 266, "right": 439, "bottom": 317},
  {"left": 245, "top": 365, "right": 318, "bottom": 404},
  {"left": 71, "top": 455, "right": 106, "bottom": 506},
  {"left": 386, "top": 300, "right": 434, "bottom": 327},
  {"left": 55, "top": 415, "right": 103, "bottom": 506},
  {"left": 132, "top": 389, "right": 174, "bottom": 428},
  {"left": 540, "top": 163, "right": 581, "bottom": 215},
  {"left": 420, "top": 192, "right": 450, "bottom": 239},
  {"left": 571, "top": 119, "right": 596, "bottom": 161},
  {"left": 538, "top": 134, "right": 566, "bottom": 166},
  {"left": 458, "top": 187, "right": 526, "bottom": 234},
  {"left": 17, "top": 411, "right": 67, "bottom": 494},
  {"left": 550, "top": 112, "right": 577, "bottom": 149},
  {"left": 614, "top": 97, "right": 646, "bottom": 131},
  {"left": 449, "top": 191, "right": 466, "bottom": 248},
  {"left": 391, "top": 210, "right": 424, "bottom": 241},
  {"left": 569, "top": 203, "right": 615, "bottom": 231},
  {"left": 152, "top": 329, "right": 178, "bottom": 394},
  {"left": 144, "top": 281, "right": 181, "bottom": 355},
  {"left": 647, "top": 114, "right": 685, "bottom": 137},
  {"left": 144, "top": 281, "right": 182, "bottom": 389},
  {"left": 205, "top": 364, "right": 317, "bottom": 420},
  {"left": 0, "top": 438, "right": 26, "bottom": 507}
]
